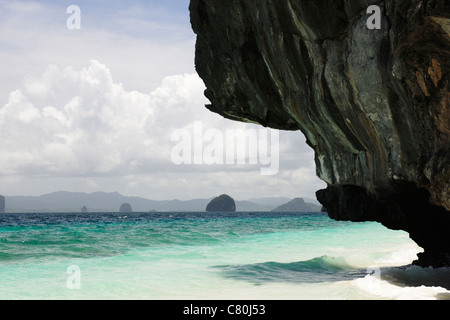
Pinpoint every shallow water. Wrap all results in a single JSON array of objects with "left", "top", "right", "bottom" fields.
[{"left": 0, "top": 212, "right": 448, "bottom": 300}]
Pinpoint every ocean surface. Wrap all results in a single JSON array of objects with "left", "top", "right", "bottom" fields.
[{"left": 0, "top": 211, "right": 449, "bottom": 300}]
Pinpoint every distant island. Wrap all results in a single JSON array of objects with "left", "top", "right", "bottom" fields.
[
  {"left": 206, "top": 194, "right": 236, "bottom": 212},
  {"left": 119, "top": 203, "right": 133, "bottom": 213},
  {"left": 271, "top": 198, "right": 320, "bottom": 212},
  {"left": 0, "top": 195, "right": 5, "bottom": 213},
  {"left": 1, "top": 191, "right": 322, "bottom": 213}
]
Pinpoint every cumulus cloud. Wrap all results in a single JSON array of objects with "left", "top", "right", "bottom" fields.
[
  {"left": 0, "top": 60, "right": 203, "bottom": 175},
  {"left": 0, "top": 0, "right": 326, "bottom": 200},
  {"left": 0, "top": 58, "right": 327, "bottom": 199},
  {"left": 0, "top": 0, "right": 196, "bottom": 102}
]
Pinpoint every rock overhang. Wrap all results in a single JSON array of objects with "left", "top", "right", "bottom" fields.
[{"left": 189, "top": 0, "right": 449, "bottom": 267}]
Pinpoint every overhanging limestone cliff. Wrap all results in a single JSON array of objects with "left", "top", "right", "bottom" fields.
[{"left": 190, "top": 0, "right": 449, "bottom": 267}]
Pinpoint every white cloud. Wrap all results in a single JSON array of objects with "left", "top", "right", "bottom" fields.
[
  {"left": 0, "top": 0, "right": 196, "bottom": 100},
  {"left": 0, "top": 60, "right": 203, "bottom": 176},
  {"left": 0, "top": 1, "right": 326, "bottom": 200},
  {"left": 0, "top": 59, "right": 325, "bottom": 199}
]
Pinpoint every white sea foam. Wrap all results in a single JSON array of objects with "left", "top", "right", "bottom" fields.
[
  {"left": 349, "top": 244, "right": 450, "bottom": 300},
  {"left": 353, "top": 274, "right": 449, "bottom": 300}
]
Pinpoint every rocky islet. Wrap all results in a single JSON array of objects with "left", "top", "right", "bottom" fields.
[{"left": 206, "top": 194, "right": 236, "bottom": 212}]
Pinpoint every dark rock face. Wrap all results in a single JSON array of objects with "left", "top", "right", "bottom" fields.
[
  {"left": 190, "top": 0, "right": 450, "bottom": 267},
  {"left": 206, "top": 194, "right": 236, "bottom": 212},
  {"left": 0, "top": 195, "right": 5, "bottom": 213}
]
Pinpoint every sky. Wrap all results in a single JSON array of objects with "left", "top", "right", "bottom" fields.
[{"left": 0, "top": 0, "right": 326, "bottom": 201}]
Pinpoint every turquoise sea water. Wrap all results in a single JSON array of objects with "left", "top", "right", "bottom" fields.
[{"left": 0, "top": 212, "right": 449, "bottom": 300}]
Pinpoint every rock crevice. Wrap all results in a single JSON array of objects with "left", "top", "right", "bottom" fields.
[{"left": 190, "top": 0, "right": 450, "bottom": 267}]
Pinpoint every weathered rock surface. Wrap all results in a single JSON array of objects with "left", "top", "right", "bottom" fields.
[
  {"left": 190, "top": 0, "right": 450, "bottom": 267},
  {"left": 206, "top": 194, "right": 236, "bottom": 212}
]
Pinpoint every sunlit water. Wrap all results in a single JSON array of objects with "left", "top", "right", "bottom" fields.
[{"left": 1, "top": 212, "right": 449, "bottom": 300}]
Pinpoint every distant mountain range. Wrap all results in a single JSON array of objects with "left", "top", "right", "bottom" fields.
[
  {"left": 3, "top": 191, "right": 322, "bottom": 213},
  {"left": 271, "top": 198, "right": 319, "bottom": 212}
]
